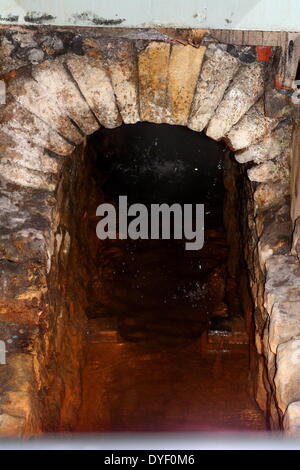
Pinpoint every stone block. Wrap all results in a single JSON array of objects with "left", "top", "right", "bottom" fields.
[
  {"left": 226, "top": 99, "right": 279, "bottom": 151},
  {"left": 9, "top": 76, "right": 83, "bottom": 144},
  {"left": 0, "top": 186, "right": 53, "bottom": 234},
  {"left": 31, "top": 58, "right": 100, "bottom": 136},
  {"left": 0, "top": 161, "right": 56, "bottom": 191},
  {"left": 0, "top": 138, "right": 62, "bottom": 175},
  {"left": 269, "top": 301, "right": 300, "bottom": 354},
  {"left": 275, "top": 338, "right": 300, "bottom": 413},
  {"left": 66, "top": 55, "right": 122, "bottom": 129},
  {"left": 283, "top": 401, "right": 300, "bottom": 436},
  {"left": 265, "top": 255, "right": 300, "bottom": 314},
  {"left": 188, "top": 44, "right": 240, "bottom": 132},
  {"left": 165, "top": 44, "right": 205, "bottom": 126},
  {"left": 206, "top": 63, "right": 264, "bottom": 140},
  {"left": 138, "top": 42, "right": 170, "bottom": 123},
  {"left": 104, "top": 41, "right": 140, "bottom": 124},
  {"left": 248, "top": 160, "right": 289, "bottom": 184},
  {"left": 254, "top": 182, "right": 289, "bottom": 210},
  {"left": 0, "top": 228, "right": 47, "bottom": 263},
  {"left": 0, "top": 259, "right": 47, "bottom": 303},
  {"left": 0, "top": 100, "right": 74, "bottom": 156},
  {"left": 235, "top": 121, "right": 293, "bottom": 164}
]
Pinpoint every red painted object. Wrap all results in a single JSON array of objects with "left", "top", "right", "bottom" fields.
[{"left": 256, "top": 46, "right": 273, "bottom": 61}]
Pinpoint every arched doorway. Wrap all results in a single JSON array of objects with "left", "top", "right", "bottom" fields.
[{"left": 0, "top": 37, "right": 295, "bottom": 435}]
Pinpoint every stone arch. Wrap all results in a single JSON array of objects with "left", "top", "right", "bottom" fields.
[{"left": 0, "top": 37, "right": 298, "bottom": 436}]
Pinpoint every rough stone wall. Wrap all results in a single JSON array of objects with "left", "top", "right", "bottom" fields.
[
  {"left": 0, "top": 137, "right": 101, "bottom": 434},
  {"left": 35, "top": 142, "right": 101, "bottom": 431},
  {"left": 0, "top": 179, "right": 54, "bottom": 436},
  {"left": 223, "top": 153, "right": 253, "bottom": 329},
  {"left": 237, "top": 120, "right": 300, "bottom": 430},
  {"left": 0, "top": 26, "right": 299, "bottom": 435}
]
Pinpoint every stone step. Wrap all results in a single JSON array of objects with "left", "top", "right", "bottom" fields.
[
  {"left": 87, "top": 330, "right": 121, "bottom": 344},
  {"left": 85, "top": 318, "right": 121, "bottom": 343},
  {"left": 207, "top": 329, "right": 249, "bottom": 345},
  {"left": 200, "top": 317, "right": 249, "bottom": 353},
  {"left": 88, "top": 317, "right": 118, "bottom": 331}
]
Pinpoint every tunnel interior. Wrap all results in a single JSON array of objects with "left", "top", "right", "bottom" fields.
[
  {"left": 46, "top": 122, "right": 266, "bottom": 432},
  {"left": 89, "top": 123, "right": 232, "bottom": 344}
]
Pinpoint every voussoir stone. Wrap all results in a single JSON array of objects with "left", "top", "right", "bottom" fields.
[
  {"left": 164, "top": 44, "right": 205, "bottom": 126},
  {"left": 188, "top": 44, "right": 240, "bottom": 132},
  {"left": 138, "top": 42, "right": 171, "bottom": 123},
  {"left": 275, "top": 338, "right": 300, "bottom": 414},
  {"left": 31, "top": 58, "right": 100, "bottom": 136},
  {"left": 206, "top": 63, "right": 265, "bottom": 141},
  {"left": 66, "top": 55, "right": 122, "bottom": 129},
  {"left": 103, "top": 41, "right": 140, "bottom": 124},
  {"left": 235, "top": 121, "right": 293, "bottom": 164},
  {"left": 248, "top": 159, "right": 289, "bottom": 184},
  {"left": 8, "top": 76, "right": 83, "bottom": 144},
  {"left": 0, "top": 100, "right": 74, "bottom": 156},
  {"left": 226, "top": 99, "right": 279, "bottom": 151}
]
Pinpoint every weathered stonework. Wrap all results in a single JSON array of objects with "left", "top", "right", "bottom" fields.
[
  {"left": 164, "top": 44, "right": 205, "bottom": 125},
  {"left": 188, "top": 44, "right": 240, "bottom": 132},
  {"left": 226, "top": 99, "right": 279, "bottom": 151},
  {"left": 235, "top": 120, "right": 293, "bottom": 164},
  {"left": 248, "top": 159, "right": 288, "bottom": 183},
  {"left": 254, "top": 182, "right": 289, "bottom": 210},
  {"left": 66, "top": 55, "right": 122, "bottom": 129},
  {"left": 138, "top": 42, "right": 170, "bottom": 123},
  {"left": 0, "top": 99, "right": 74, "bottom": 156},
  {"left": 31, "top": 58, "right": 100, "bottom": 135},
  {"left": 275, "top": 338, "right": 300, "bottom": 414},
  {"left": 206, "top": 63, "right": 265, "bottom": 141},
  {"left": 0, "top": 26, "right": 299, "bottom": 436},
  {"left": 100, "top": 41, "right": 140, "bottom": 124},
  {"left": 8, "top": 75, "right": 84, "bottom": 144},
  {"left": 284, "top": 402, "right": 300, "bottom": 436}
]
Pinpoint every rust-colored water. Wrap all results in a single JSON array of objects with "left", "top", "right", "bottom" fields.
[
  {"left": 75, "top": 124, "right": 267, "bottom": 433},
  {"left": 75, "top": 339, "right": 266, "bottom": 432},
  {"left": 76, "top": 227, "right": 266, "bottom": 433}
]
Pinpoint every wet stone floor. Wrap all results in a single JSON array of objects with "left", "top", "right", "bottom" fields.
[{"left": 76, "top": 230, "right": 266, "bottom": 433}]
